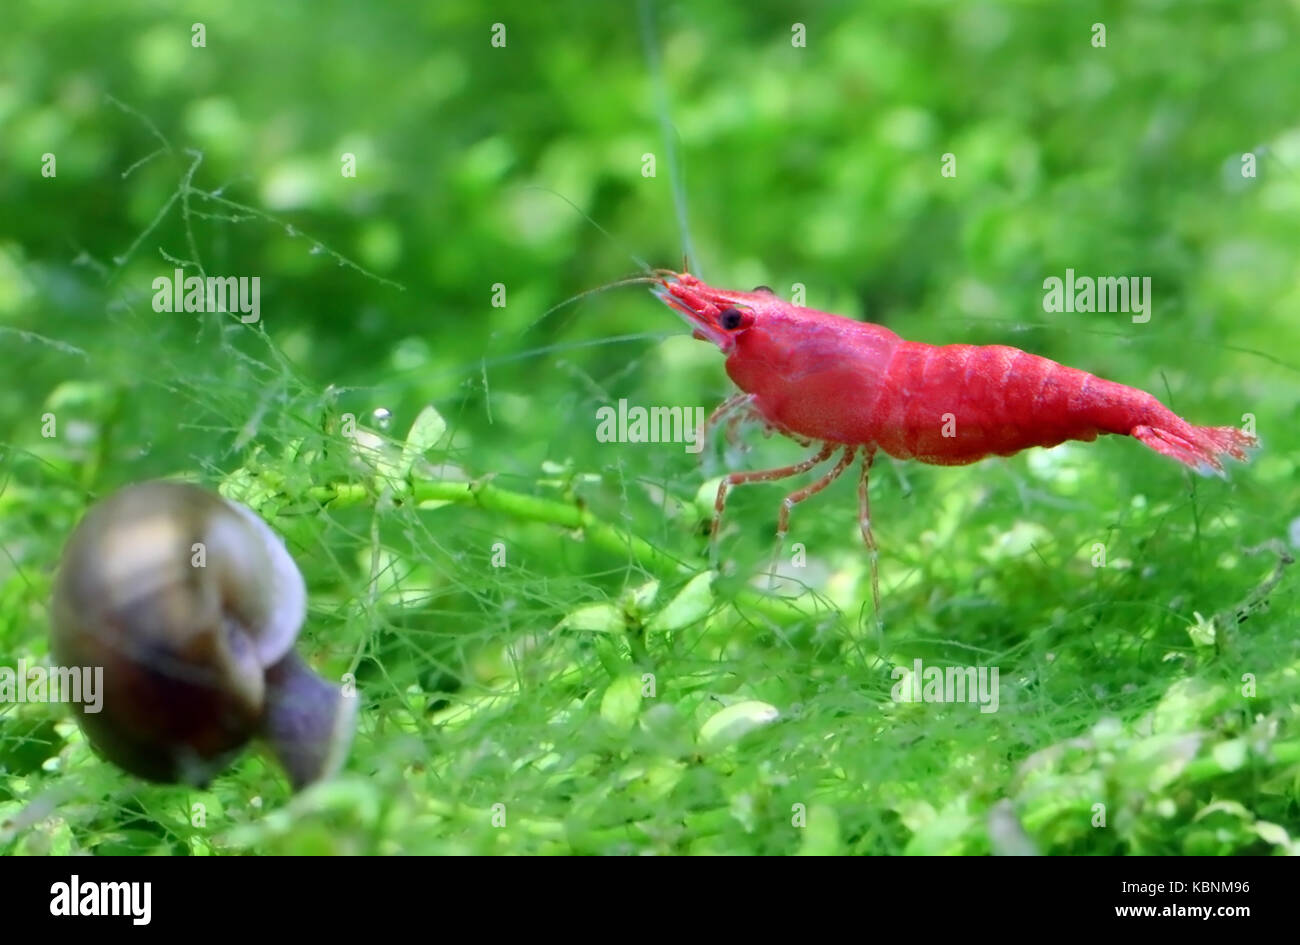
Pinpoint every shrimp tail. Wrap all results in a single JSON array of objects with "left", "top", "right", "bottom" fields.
[
  {"left": 1132, "top": 421, "right": 1258, "bottom": 477},
  {"left": 997, "top": 350, "right": 1259, "bottom": 476}
]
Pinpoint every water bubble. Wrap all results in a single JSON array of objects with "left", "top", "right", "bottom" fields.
[
  {"left": 309, "top": 244, "right": 324, "bottom": 255},
  {"left": 372, "top": 407, "right": 393, "bottom": 430},
  {"left": 1288, "top": 516, "right": 1300, "bottom": 550}
]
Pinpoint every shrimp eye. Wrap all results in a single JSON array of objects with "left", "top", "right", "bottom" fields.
[
  {"left": 719, "top": 308, "right": 746, "bottom": 330},
  {"left": 752, "top": 285, "right": 775, "bottom": 295}
]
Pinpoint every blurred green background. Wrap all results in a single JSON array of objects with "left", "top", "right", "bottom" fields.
[{"left": 1, "top": 0, "right": 1298, "bottom": 855}]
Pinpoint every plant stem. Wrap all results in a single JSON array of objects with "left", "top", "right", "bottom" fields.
[{"left": 306, "top": 477, "right": 835, "bottom": 627}]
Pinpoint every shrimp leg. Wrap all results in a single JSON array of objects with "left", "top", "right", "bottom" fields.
[
  {"left": 712, "top": 442, "right": 835, "bottom": 565},
  {"left": 723, "top": 404, "right": 756, "bottom": 449},
  {"left": 703, "top": 393, "right": 753, "bottom": 451},
  {"left": 858, "top": 449, "right": 882, "bottom": 635},
  {"left": 768, "top": 446, "right": 858, "bottom": 585}
]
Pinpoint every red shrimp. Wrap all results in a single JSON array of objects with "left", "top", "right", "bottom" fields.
[{"left": 651, "top": 270, "right": 1256, "bottom": 625}]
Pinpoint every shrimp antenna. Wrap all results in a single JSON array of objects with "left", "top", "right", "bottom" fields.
[
  {"left": 520, "top": 184, "right": 652, "bottom": 274},
  {"left": 637, "top": 0, "right": 700, "bottom": 277},
  {"left": 523, "top": 274, "right": 663, "bottom": 335}
]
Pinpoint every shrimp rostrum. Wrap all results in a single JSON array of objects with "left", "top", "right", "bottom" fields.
[{"left": 651, "top": 270, "right": 1256, "bottom": 624}]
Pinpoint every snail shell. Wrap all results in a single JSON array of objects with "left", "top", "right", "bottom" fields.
[{"left": 51, "top": 481, "right": 354, "bottom": 789}]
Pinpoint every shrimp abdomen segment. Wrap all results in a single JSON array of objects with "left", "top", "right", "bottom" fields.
[{"left": 869, "top": 342, "right": 1255, "bottom": 471}]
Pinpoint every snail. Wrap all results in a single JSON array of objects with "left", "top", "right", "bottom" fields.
[{"left": 50, "top": 480, "right": 355, "bottom": 790}]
